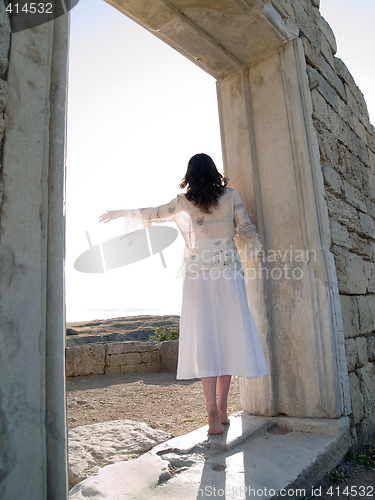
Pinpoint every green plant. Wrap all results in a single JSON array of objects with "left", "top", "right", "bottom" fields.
[
  {"left": 150, "top": 326, "right": 179, "bottom": 342},
  {"left": 328, "top": 465, "right": 350, "bottom": 483},
  {"left": 357, "top": 443, "right": 375, "bottom": 468}
]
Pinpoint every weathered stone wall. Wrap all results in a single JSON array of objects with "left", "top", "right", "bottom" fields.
[
  {"left": 0, "top": 3, "right": 10, "bottom": 207},
  {"left": 66, "top": 340, "right": 178, "bottom": 377},
  {"left": 287, "top": 0, "right": 375, "bottom": 440}
]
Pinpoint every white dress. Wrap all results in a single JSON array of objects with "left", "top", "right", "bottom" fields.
[{"left": 123, "top": 187, "right": 268, "bottom": 380}]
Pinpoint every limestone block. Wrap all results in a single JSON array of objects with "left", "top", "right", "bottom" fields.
[
  {"left": 68, "top": 419, "right": 171, "bottom": 487},
  {"left": 66, "top": 345, "right": 106, "bottom": 377},
  {"left": 325, "top": 192, "right": 365, "bottom": 231},
  {"left": 321, "top": 164, "right": 343, "bottom": 194},
  {"left": 366, "top": 128, "right": 375, "bottom": 156},
  {"left": 106, "top": 343, "right": 125, "bottom": 355},
  {"left": 104, "top": 366, "right": 122, "bottom": 375},
  {"left": 315, "top": 10, "right": 337, "bottom": 54},
  {"left": 365, "top": 261, "right": 375, "bottom": 293},
  {"left": 319, "top": 31, "right": 336, "bottom": 68},
  {"left": 358, "top": 211, "right": 375, "bottom": 239},
  {"left": 123, "top": 342, "right": 142, "bottom": 354},
  {"left": 345, "top": 339, "right": 356, "bottom": 372},
  {"left": 355, "top": 337, "right": 368, "bottom": 367},
  {"left": 294, "top": 1, "right": 335, "bottom": 64},
  {"left": 348, "top": 232, "right": 373, "bottom": 259},
  {"left": 334, "top": 58, "right": 356, "bottom": 89},
  {"left": 121, "top": 363, "right": 147, "bottom": 374},
  {"left": 340, "top": 295, "right": 359, "bottom": 339},
  {"left": 366, "top": 199, "right": 375, "bottom": 219},
  {"left": 350, "top": 85, "right": 369, "bottom": 121},
  {"left": 140, "top": 351, "right": 151, "bottom": 363},
  {"left": 353, "top": 115, "right": 368, "bottom": 144},
  {"left": 337, "top": 96, "right": 354, "bottom": 130},
  {"left": 357, "top": 295, "right": 375, "bottom": 334},
  {"left": 141, "top": 351, "right": 155, "bottom": 363},
  {"left": 369, "top": 149, "right": 375, "bottom": 174},
  {"left": 348, "top": 372, "right": 364, "bottom": 425},
  {"left": 159, "top": 340, "right": 178, "bottom": 372},
  {"left": 345, "top": 337, "right": 367, "bottom": 371},
  {"left": 69, "top": 451, "right": 170, "bottom": 500},
  {"left": 343, "top": 79, "right": 368, "bottom": 118},
  {"left": 125, "top": 352, "right": 141, "bottom": 365},
  {"left": 361, "top": 113, "right": 374, "bottom": 135},
  {"left": 330, "top": 113, "right": 354, "bottom": 152},
  {"left": 0, "top": 78, "right": 8, "bottom": 111},
  {"left": 136, "top": 343, "right": 159, "bottom": 353},
  {"left": 144, "top": 361, "right": 161, "bottom": 372},
  {"left": 314, "top": 121, "right": 341, "bottom": 170},
  {"left": 357, "top": 363, "right": 375, "bottom": 434},
  {"left": 343, "top": 181, "right": 367, "bottom": 213},
  {"left": 292, "top": 1, "right": 321, "bottom": 49},
  {"left": 302, "top": 36, "right": 321, "bottom": 70},
  {"left": 351, "top": 132, "right": 370, "bottom": 166},
  {"left": 108, "top": 353, "right": 126, "bottom": 368},
  {"left": 333, "top": 249, "right": 367, "bottom": 294},
  {"left": 367, "top": 336, "right": 375, "bottom": 362},
  {"left": 318, "top": 55, "right": 345, "bottom": 101},
  {"left": 325, "top": 192, "right": 359, "bottom": 231},
  {"left": 307, "top": 66, "right": 338, "bottom": 111},
  {"left": 330, "top": 220, "right": 351, "bottom": 249},
  {"left": 367, "top": 172, "right": 375, "bottom": 203},
  {"left": 340, "top": 144, "right": 367, "bottom": 190},
  {"left": 312, "top": 89, "right": 330, "bottom": 129},
  {"left": 345, "top": 85, "right": 359, "bottom": 116}
]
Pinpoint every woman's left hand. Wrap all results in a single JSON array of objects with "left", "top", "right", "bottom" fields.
[{"left": 99, "top": 210, "right": 124, "bottom": 223}]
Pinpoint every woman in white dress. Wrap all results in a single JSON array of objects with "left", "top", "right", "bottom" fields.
[{"left": 100, "top": 153, "right": 268, "bottom": 434}]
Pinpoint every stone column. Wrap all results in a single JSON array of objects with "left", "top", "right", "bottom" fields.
[
  {"left": 217, "top": 38, "right": 351, "bottom": 418},
  {"left": 0, "top": 15, "right": 69, "bottom": 500}
]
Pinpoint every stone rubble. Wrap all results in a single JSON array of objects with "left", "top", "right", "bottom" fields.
[{"left": 68, "top": 419, "right": 172, "bottom": 488}]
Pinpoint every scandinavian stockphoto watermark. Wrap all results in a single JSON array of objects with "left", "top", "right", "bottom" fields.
[
  {"left": 197, "top": 485, "right": 307, "bottom": 498},
  {"left": 185, "top": 246, "right": 317, "bottom": 281},
  {"left": 197, "top": 484, "right": 374, "bottom": 498},
  {"left": 74, "top": 227, "right": 316, "bottom": 281},
  {"left": 243, "top": 246, "right": 317, "bottom": 282},
  {"left": 5, "top": 0, "right": 80, "bottom": 32}
]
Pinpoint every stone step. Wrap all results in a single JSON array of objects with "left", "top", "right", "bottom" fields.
[{"left": 69, "top": 413, "right": 351, "bottom": 500}]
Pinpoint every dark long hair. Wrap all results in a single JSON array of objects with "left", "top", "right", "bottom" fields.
[{"left": 180, "top": 153, "right": 228, "bottom": 213}]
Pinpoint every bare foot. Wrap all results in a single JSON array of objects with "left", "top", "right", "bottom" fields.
[
  {"left": 207, "top": 409, "right": 224, "bottom": 435},
  {"left": 218, "top": 406, "right": 230, "bottom": 425}
]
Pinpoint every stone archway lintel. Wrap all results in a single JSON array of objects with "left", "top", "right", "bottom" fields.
[{"left": 104, "top": 0, "right": 299, "bottom": 78}]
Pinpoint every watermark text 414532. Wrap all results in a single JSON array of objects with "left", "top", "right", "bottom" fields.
[{"left": 5, "top": 1, "right": 80, "bottom": 32}]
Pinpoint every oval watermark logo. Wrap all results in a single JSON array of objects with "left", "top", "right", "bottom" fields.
[
  {"left": 74, "top": 226, "right": 179, "bottom": 273},
  {"left": 6, "top": 0, "right": 80, "bottom": 33}
]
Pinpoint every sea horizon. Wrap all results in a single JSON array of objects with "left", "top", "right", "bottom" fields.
[{"left": 66, "top": 307, "right": 180, "bottom": 324}]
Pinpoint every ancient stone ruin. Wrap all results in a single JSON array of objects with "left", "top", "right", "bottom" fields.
[{"left": 0, "top": 1, "right": 374, "bottom": 498}]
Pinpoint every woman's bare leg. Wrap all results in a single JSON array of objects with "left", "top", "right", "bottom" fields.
[
  {"left": 201, "top": 376, "right": 224, "bottom": 434},
  {"left": 217, "top": 375, "right": 231, "bottom": 424}
]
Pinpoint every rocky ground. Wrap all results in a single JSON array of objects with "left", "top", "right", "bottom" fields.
[{"left": 67, "top": 371, "right": 242, "bottom": 436}]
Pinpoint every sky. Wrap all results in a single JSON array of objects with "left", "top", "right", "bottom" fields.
[{"left": 65, "top": 0, "right": 375, "bottom": 323}]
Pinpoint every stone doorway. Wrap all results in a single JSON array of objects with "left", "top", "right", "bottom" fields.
[{"left": 1, "top": 1, "right": 351, "bottom": 498}]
